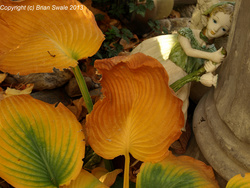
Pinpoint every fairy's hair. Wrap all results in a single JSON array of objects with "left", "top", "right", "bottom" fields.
[{"left": 210, "top": 4, "right": 234, "bottom": 23}]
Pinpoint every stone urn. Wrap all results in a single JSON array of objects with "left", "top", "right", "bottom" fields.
[{"left": 193, "top": 0, "right": 250, "bottom": 181}]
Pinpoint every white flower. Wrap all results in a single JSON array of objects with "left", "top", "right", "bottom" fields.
[{"left": 200, "top": 73, "right": 218, "bottom": 87}]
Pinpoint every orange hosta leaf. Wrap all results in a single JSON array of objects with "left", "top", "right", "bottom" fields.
[
  {"left": 0, "top": 0, "right": 104, "bottom": 75},
  {"left": 92, "top": 167, "right": 123, "bottom": 187},
  {"left": 137, "top": 152, "right": 219, "bottom": 188},
  {"left": 87, "top": 52, "right": 184, "bottom": 161},
  {"left": 86, "top": 53, "right": 184, "bottom": 187},
  {"left": 0, "top": 95, "right": 85, "bottom": 188},
  {"left": 226, "top": 173, "right": 250, "bottom": 188},
  {"left": 62, "top": 169, "right": 109, "bottom": 188}
]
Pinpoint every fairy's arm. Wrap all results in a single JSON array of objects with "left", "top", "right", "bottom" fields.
[{"left": 178, "top": 35, "right": 225, "bottom": 63}]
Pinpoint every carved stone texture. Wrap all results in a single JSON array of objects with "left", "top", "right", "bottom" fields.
[{"left": 193, "top": 0, "right": 250, "bottom": 181}]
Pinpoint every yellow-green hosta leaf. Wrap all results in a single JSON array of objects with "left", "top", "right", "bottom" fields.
[
  {"left": 136, "top": 152, "right": 219, "bottom": 188},
  {"left": 0, "top": 0, "right": 104, "bottom": 75},
  {"left": 62, "top": 169, "right": 108, "bottom": 188},
  {"left": 0, "top": 95, "right": 85, "bottom": 188},
  {"left": 226, "top": 173, "right": 250, "bottom": 188}
]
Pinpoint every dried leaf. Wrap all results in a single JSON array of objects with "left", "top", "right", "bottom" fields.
[
  {"left": 4, "top": 83, "right": 34, "bottom": 98},
  {"left": 171, "top": 121, "right": 192, "bottom": 154},
  {"left": 0, "top": 73, "right": 7, "bottom": 83},
  {"left": 67, "top": 97, "right": 87, "bottom": 120},
  {"left": 92, "top": 167, "right": 123, "bottom": 187},
  {"left": 120, "top": 34, "right": 140, "bottom": 50}
]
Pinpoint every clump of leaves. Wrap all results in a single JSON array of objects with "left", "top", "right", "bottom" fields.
[
  {"left": 92, "top": 0, "right": 154, "bottom": 18},
  {"left": 148, "top": 20, "right": 168, "bottom": 35},
  {"left": 94, "top": 26, "right": 134, "bottom": 59},
  {"left": 128, "top": 0, "right": 155, "bottom": 17}
]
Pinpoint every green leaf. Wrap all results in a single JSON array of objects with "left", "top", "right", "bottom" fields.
[
  {"left": 0, "top": 95, "right": 85, "bottom": 188},
  {"left": 111, "top": 26, "right": 121, "bottom": 38},
  {"left": 95, "top": 14, "right": 105, "bottom": 21},
  {"left": 147, "top": 20, "right": 156, "bottom": 28},
  {"left": 136, "top": 5, "right": 147, "bottom": 17},
  {"left": 128, "top": 3, "right": 137, "bottom": 13},
  {"left": 121, "top": 28, "right": 134, "bottom": 39},
  {"left": 162, "top": 27, "right": 168, "bottom": 34},
  {"left": 145, "top": 0, "right": 155, "bottom": 10}
]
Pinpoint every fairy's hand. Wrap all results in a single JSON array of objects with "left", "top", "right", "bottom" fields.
[
  {"left": 210, "top": 47, "right": 225, "bottom": 63},
  {"left": 204, "top": 60, "right": 221, "bottom": 73}
]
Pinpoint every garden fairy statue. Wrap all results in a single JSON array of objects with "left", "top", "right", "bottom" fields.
[
  {"left": 131, "top": 1, "right": 235, "bottom": 129},
  {"left": 169, "top": 1, "right": 235, "bottom": 89}
]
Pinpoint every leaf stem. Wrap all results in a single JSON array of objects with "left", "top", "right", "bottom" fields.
[
  {"left": 124, "top": 152, "right": 130, "bottom": 188},
  {"left": 170, "top": 67, "right": 206, "bottom": 92},
  {"left": 71, "top": 65, "right": 93, "bottom": 113}
]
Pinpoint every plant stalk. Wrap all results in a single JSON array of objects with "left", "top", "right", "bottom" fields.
[
  {"left": 123, "top": 152, "right": 130, "bottom": 188},
  {"left": 72, "top": 65, "right": 114, "bottom": 172},
  {"left": 71, "top": 65, "right": 93, "bottom": 113},
  {"left": 170, "top": 67, "right": 206, "bottom": 92}
]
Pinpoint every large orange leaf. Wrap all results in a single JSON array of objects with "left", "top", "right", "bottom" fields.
[
  {"left": 86, "top": 53, "right": 184, "bottom": 187},
  {"left": 137, "top": 152, "right": 219, "bottom": 188},
  {"left": 0, "top": 0, "right": 104, "bottom": 75},
  {"left": 0, "top": 95, "right": 85, "bottom": 187}
]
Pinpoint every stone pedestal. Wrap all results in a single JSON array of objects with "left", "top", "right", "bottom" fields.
[{"left": 193, "top": 0, "right": 250, "bottom": 181}]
